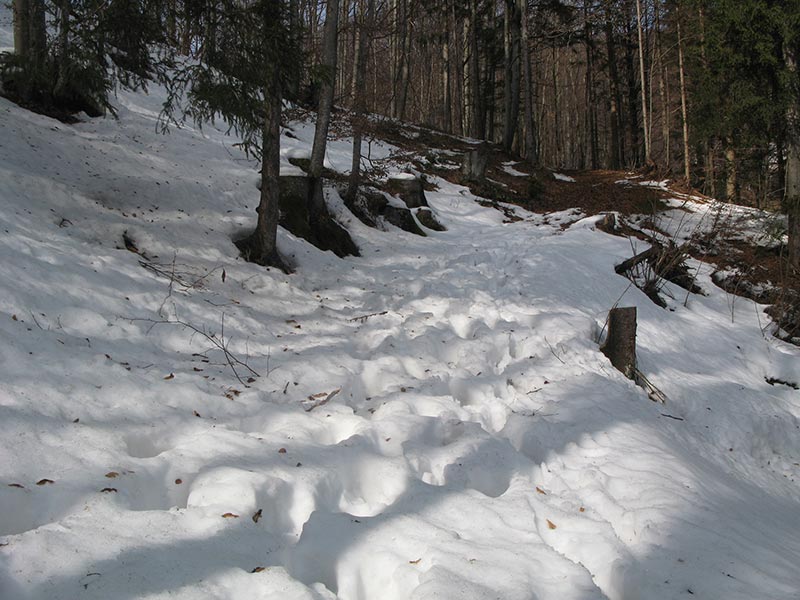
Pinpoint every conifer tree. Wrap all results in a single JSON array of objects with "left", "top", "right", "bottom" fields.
[{"left": 160, "top": 0, "right": 301, "bottom": 271}]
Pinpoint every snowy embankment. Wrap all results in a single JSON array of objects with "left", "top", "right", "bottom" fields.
[{"left": 1, "top": 78, "right": 800, "bottom": 600}]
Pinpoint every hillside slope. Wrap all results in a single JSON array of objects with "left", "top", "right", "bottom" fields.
[{"left": 1, "top": 79, "right": 800, "bottom": 600}]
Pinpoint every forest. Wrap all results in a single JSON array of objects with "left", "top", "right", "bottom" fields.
[{"left": 4, "top": 0, "right": 800, "bottom": 266}]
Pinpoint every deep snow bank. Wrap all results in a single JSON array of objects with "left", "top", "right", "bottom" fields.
[{"left": 1, "top": 76, "right": 800, "bottom": 600}]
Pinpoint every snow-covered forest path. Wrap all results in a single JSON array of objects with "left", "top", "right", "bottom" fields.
[{"left": 1, "top": 76, "right": 800, "bottom": 600}]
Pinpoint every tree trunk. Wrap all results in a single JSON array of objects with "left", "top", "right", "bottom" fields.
[
  {"left": 605, "top": 3, "right": 622, "bottom": 169},
  {"left": 54, "top": 0, "right": 70, "bottom": 99},
  {"left": 502, "top": 0, "right": 520, "bottom": 151},
  {"left": 677, "top": 14, "right": 691, "bottom": 182},
  {"left": 442, "top": 29, "right": 452, "bottom": 132},
  {"left": 725, "top": 144, "right": 737, "bottom": 202},
  {"left": 12, "top": 0, "right": 29, "bottom": 55},
  {"left": 346, "top": 0, "right": 374, "bottom": 200},
  {"left": 584, "top": 0, "right": 598, "bottom": 169},
  {"left": 309, "top": 0, "right": 341, "bottom": 219},
  {"left": 784, "top": 41, "right": 800, "bottom": 270},
  {"left": 469, "top": 0, "right": 485, "bottom": 140},
  {"left": 635, "top": 0, "right": 651, "bottom": 165},
  {"left": 624, "top": 5, "right": 640, "bottom": 167},
  {"left": 238, "top": 71, "right": 287, "bottom": 271},
  {"left": 519, "top": 0, "right": 537, "bottom": 164}
]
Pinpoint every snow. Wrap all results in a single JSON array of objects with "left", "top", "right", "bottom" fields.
[
  {"left": 553, "top": 172, "right": 576, "bottom": 183},
  {"left": 501, "top": 162, "right": 529, "bottom": 177},
  {"left": 1, "top": 73, "right": 800, "bottom": 600}
]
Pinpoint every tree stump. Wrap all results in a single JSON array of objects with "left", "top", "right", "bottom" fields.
[
  {"left": 461, "top": 144, "right": 490, "bottom": 182},
  {"left": 274, "top": 175, "right": 359, "bottom": 257},
  {"left": 601, "top": 307, "right": 637, "bottom": 380},
  {"left": 387, "top": 174, "right": 428, "bottom": 208}
]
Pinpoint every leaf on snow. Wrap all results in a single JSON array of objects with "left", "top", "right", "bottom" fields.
[
  {"left": 36, "top": 479, "right": 55, "bottom": 486},
  {"left": 105, "top": 472, "right": 119, "bottom": 478},
  {"left": 252, "top": 509, "right": 263, "bottom": 523},
  {"left": 221, "top": 512, "right": 239, "bottom": 519},
  {"left": 535, "top": 486, "right": 547, "bottom": 495},
  {"left": 547, "top": 519, "right": 557, "bottom": 530},
  {"left": 409, "top": 558, "right": 422, "bottom": 565}
]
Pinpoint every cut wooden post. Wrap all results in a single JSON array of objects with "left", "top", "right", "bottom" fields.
[
  {"left": 387, "top": 174, "right": 428, "bottom": 208},
  {"left": 461, "top": 144, "right": 490, "bottom": 182},
  {"left": 601, "top": 307, "right": 637, "bottom": 380}
]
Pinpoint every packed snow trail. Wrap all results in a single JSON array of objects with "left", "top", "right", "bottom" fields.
[{"left": 1, "top": 77, "right": 800, "bottom": 599}]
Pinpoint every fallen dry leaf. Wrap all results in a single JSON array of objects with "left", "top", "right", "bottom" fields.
[
  {"left": 409, "top": 558, "right": 422, "bottom": 565},
  {"left": 193, "top": 410, "right": 201, "bottom": 418},
  {"left": 221, "top": 512, "right": 239, "bottom": 519},
  {"left": 278, "top": 448, "right": 287, "bottom": 454},
  {"left": 251, "top": 567, "right": 266, "bottom": 573},
  {"left": 174, "top": 478, "right": 183, "bottom": 485},
  {"left": 579, "top": 507, "right": 585, "bottom": 513},
  {"left": 547, "top": 519, "right": 557, "bottom": 530},
  {"left": 535, "top": 486, "right": 547, "bottom": 495},
  {"left": 105, "top": 471, "right": 119, "bottom": 478},
  {"left": 164, "top": 373, "right": 175, "bottom": 380},
  {"left": 252, "top": 509, "right": 263, "bottom": 523},
  {"left": 100, "top": 488, "right": 117, "bottom": 493},
  {"left": 8, "top": 483, "right": 24, "bottom": 489},
  {"left": 36, "top": 479, "right": 54, "bottom": 486}
]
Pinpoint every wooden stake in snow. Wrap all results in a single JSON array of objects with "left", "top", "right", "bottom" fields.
[{"left": 601, "top": 307, "right": 637, "bottom": 380}]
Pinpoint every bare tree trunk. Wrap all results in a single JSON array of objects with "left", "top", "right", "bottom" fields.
[
  {"left": 239, "top": 70, "right": 286, "bottom": 271},
  {"left": 469, "top": 0, "right": 485, "bottom": 139},
  {"left": 309, "top": 0, "right": 341, "bottom": 222},
  {"left": 624, "top": 3, "right": 641, "bottom": 167},
  {"left": 677, "top": 15, "right": 691, "bottom": 182},
  {"left": 605, "top": 3, "right": 622, "bottom": 169},
  {"left": 784, "top": 41, "right": 800, "bottom": 269},
  {"left": 442, "top": 28, "right": 452, "bottom": 132},
  {"left": 655, "top": 0, "right": 669, "bottom": 171},
  {"left": 519, "top": 0, "right": 537, "bottom": 164},
  {"left": 635, "top": 0, "right": 651, "bottom": 165},
  {"left": 54, "top": 0, "right": 71, "bottom": 99},
  {"left": 502, "top": 0, "right": 521, "bottom": 151},
  {"left": 397, "top": 0, "right": 411, "bottom": 121},
  {"left": 584, "top": 0, "right": 598, "bottom": 169},
  {"left": 706, "top": 141, "right": 716, "bottom": 197},
  {"left": 725, "top": 143, "right": 737, "bottom": 202},
  {"left": 346, "top": 0, "right": 374, "bottom": 200},
  {"left": 13, "top": 0, "right": 29, "bottom": 55},
  {"left": 310, "top": 0, "right": 340, "bottom": 179}
]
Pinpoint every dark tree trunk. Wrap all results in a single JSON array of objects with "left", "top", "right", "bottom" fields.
[
  {"left": 502, "top": 0, "right": 521, "bottom": 152},
  {"left": 12, "top": 0, "right": 29, "bottom": 55},
  {"left": 785, "top": 42, "right": 800, "bottom": 270},
  {"left": 238, "top": 71, "right": 287, "bottom": 271},
  {"left": 469, "top": 0, "right": 485, "bottom": 140},
  {"left": 520, "top": 0, "right": 537, "bottom": 164},
  {"left": 605, "top": 2, "right": 622, "bottom": 169}
]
